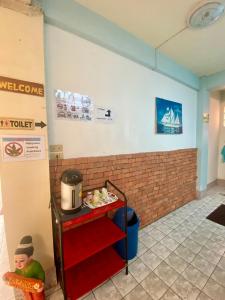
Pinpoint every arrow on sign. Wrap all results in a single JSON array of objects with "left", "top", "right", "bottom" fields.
[{"left": 35, "top": 121, "right": 47, "bottom": 128}]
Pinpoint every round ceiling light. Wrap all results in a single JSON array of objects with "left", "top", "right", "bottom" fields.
[{"left": 187, "top": 1, "right": 225, "bottom": 29}]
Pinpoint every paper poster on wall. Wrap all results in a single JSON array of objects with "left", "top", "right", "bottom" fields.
[
  {"left": 155, "top": 97, "right": 183, "bottom": 134},
  {"left": 95, "top": 107, "right": 114, "bottom": 122},
  {"left": 55, "top": 89, "right": 93, "bottom": 121},
  {"left": 1, "top": 135, "right": 45, "bottom": 162}
]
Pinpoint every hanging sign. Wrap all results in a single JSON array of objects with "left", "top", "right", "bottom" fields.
[
  {"left": 1, "top": 135, "right": 45, "bottom": 162},
  {"left": 95, "top": 107, "right": 114, "bottom": 122},
  {"left": 0, "top": 117, "right": 34, "bottom": 130},
  {"left": 0, "top": 76, "right": 44, "bottom": 97},
  {"left": 0, "top": 118, "right": 47, "bottom": 130}
]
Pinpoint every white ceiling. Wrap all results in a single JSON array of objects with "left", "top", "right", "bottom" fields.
[{"left": 75, "top": 0, "right": 225, "bottom": 77}]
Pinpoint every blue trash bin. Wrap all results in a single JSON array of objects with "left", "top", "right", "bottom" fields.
[{"left": 113, "top": 207, "right": 140, "bottom": 260}]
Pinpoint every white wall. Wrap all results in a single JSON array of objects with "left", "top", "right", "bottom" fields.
[
  {"left": 207, "top": 92, "right": 220, "bottom": 184},
  {"left": 45, "top": 25, "right": 197, "bottom": 158},
  {"left": 218, "top": 92, "right": 225, "bottom": 179}
]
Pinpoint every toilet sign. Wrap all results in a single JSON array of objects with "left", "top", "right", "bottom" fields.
[
  {"left": 0, "top": 117, "right": 47, "bottom": 130},
  {"left": 0, "top": 117, "right": 34, "bottom": 130}
]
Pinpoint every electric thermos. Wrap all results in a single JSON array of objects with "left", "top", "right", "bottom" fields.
[{"left": 60, "top": 169, "right": 83, "bottom": 214}]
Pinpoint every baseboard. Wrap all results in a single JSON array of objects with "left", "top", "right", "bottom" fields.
[
  {"left": 196, "top": 189, "right": 208, "bottom": 199},
  {"left": 197, "top": 179, "right": 225, "bottom": 199},
  {"left": 207, "top": 180, "right": 217, "bottom": 189},
  {"left": 216, "top": 179, "right": 225, "bottom": 186}
]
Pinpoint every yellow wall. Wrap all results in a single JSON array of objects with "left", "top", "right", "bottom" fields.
[{"left": 0, "top": 7, "right": 53, "bottom": 270}]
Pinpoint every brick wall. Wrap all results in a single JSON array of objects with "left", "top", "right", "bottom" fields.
[{"left": 49, "top": 149, "right": 197, "bottom": 227}]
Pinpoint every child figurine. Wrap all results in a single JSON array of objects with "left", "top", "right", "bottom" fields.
[{"left": 3, "top": 235, "right": 45, "bottom": 300}]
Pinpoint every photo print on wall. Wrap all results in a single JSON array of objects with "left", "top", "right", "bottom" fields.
[
  {"left": 156, "top": 97, "right": 183, "bottom": 134},
  {"left": 55, "top": 89, "right": 93, "bottom": 121}
]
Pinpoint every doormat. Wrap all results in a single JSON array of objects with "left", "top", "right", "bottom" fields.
[{"left": 207, "top": 204, "right": 225, "bottom": 226}]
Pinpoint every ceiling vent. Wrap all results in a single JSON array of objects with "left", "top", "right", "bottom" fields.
[{"left": 187, "top": 1, "right": 225, "bottom": 28}]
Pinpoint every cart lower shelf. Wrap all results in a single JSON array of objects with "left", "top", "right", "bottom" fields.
[
  {"left": 65, "top": 247, "right": 125, "bottom": 299},
  {"left": 63, "top": 216, "right": 126, "bottom": 269}
]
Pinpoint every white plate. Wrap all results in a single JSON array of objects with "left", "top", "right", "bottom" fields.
[{"left": 84, "top": 192, "right": 118, "bottom": 209}]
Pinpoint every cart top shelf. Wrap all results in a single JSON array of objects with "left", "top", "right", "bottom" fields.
[
  {"left": 52, "top": 198, "right": 125, "bottom": 230},
  {"left": 51, "top": 180, "right": 127, "bottom": 230}
]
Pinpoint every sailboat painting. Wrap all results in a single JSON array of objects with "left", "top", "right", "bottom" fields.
[{"left": 156, "top": 97, "right": 183, "bottom": 134}]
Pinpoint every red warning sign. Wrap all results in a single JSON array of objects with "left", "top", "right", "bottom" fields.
[{"left": 5, "top": 142, "right": 23, "bottom": 157}]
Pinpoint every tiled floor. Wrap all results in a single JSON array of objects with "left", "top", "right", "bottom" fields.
[
  {"left": 3, "top": 186, "right": 225, "bottom": 299},
  {"left": 46, "top": 186, "right": 225, "bottom": 300}
]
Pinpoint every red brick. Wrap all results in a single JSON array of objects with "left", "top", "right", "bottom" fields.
[{"left": 49, "top": 148, "right": 197, "bottom": 227}]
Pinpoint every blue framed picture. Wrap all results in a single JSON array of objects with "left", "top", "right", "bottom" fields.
[{"left": 156, "top": 97, "right": 183, "bottom": 134}]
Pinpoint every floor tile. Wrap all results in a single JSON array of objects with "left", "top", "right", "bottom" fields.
[
  {"left": 210, "top": 234, "right": 225, "bottom": 245},
  {"left": 214, "top": 226, "right": 225, "bottom": 237},
  {"left": 45, "top": 285, "right": 61, "bottom": 298},
  {"left": 151, "top": 242, "right": 172, "bottom": 260},
  {"left": 140, "top": 249, "right": 162, "bottom": 270},
  {"left": 124, "top": 284, "right": 153, "bottom": 300},
  {"left": 165, "top": 252, "right": 188, "bottom": 274},
  {"left": 128, "top": 256, "right": 137, "bottom": 265},
  {"left": 174, "top": 245, "right": 196, "bottom": 263},
  {"left": 140, "top": 234, "right": 158, "bottom": 248},
  {"left": 142, "top": 225, "right": 155, "bottom": 234},
  {"left": 182, "top": 264, "right": 208, "bottom": 290},
  {"left": 181, "top": 238, "right": 202, "bottom": 254},
  {"left": 189, "top": 232, "right": 209, "bottom": 245},
  {"left": 111, "top": 271, "right": 138, "bottom": 297},
  {"left": 129, "top": 258, "right": 151, "bottom": 283},
  {"left": 137, "top": 241, "right": 148, "bottom": 257},
  {"left": 156, "top": 223, "right": 173, "bottom": 235},
  {"left": 211, "top": 266, "right": 225, "bottom": 288},
  {"left": 139, "top": 229, "right": 146, "bottom": 237},
  {"left": 14, "top": 288, "right": 24, "bottom": 300},
  {"left": 93, "top": 280, "right": 122, "bottom": 300},
  {"left": 79, "top": 292, "right": 96, "bottom": 300},
  {"left": 217, "top": 256, "right": 225, "bottom": 270},
  {"left": 141, "top": 272, "right": 169, "bottom": 300},
  {"left": 163, "top": 220, "right": 179, "bottom": 229},
  {"left": 153, "top": 219, "right": 164, "bottom": 226},
  {"left": 197, "top": 292, "right": 212, "bottom": 300},
  {"left": 168, "top": 230, "right": 186, "bottom": 243},
  {"left": 160, "top": 289, "right": 181, "bottom": 300},
  {"left": 148, "top": 228, "right": 166, "bottom": 241},
  {"left": 47, "top": 289, "right": 64, "bottom": 300},
  {"left": 203, "top": 278, "right": 225, "bottom": 300},
  {"left": 171, "top": 276, "right": 200, "bottom": 300},
  {"left": 191, "top": 255, "right": 215, "bottom": 276},
  {"left": 153, "top": 261, "right": 179, "bottom": 286},
  {"left": 195, "top": 227, "right": 213, "bottom": 239},
  {"left": 178, "top": 227, "right": 193, "bottom": 237},
  {"left": 198, "top": 246, "right": 221, "bottom": 265},
  {"left": 182, "top": 220, "right": 196, "bottom": 229},
  {"left": 160, "top": 236, "right": 179, "bottom": 251},
  {"left": 204, "top": 239, "right": 225, "bottom": 255}
]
